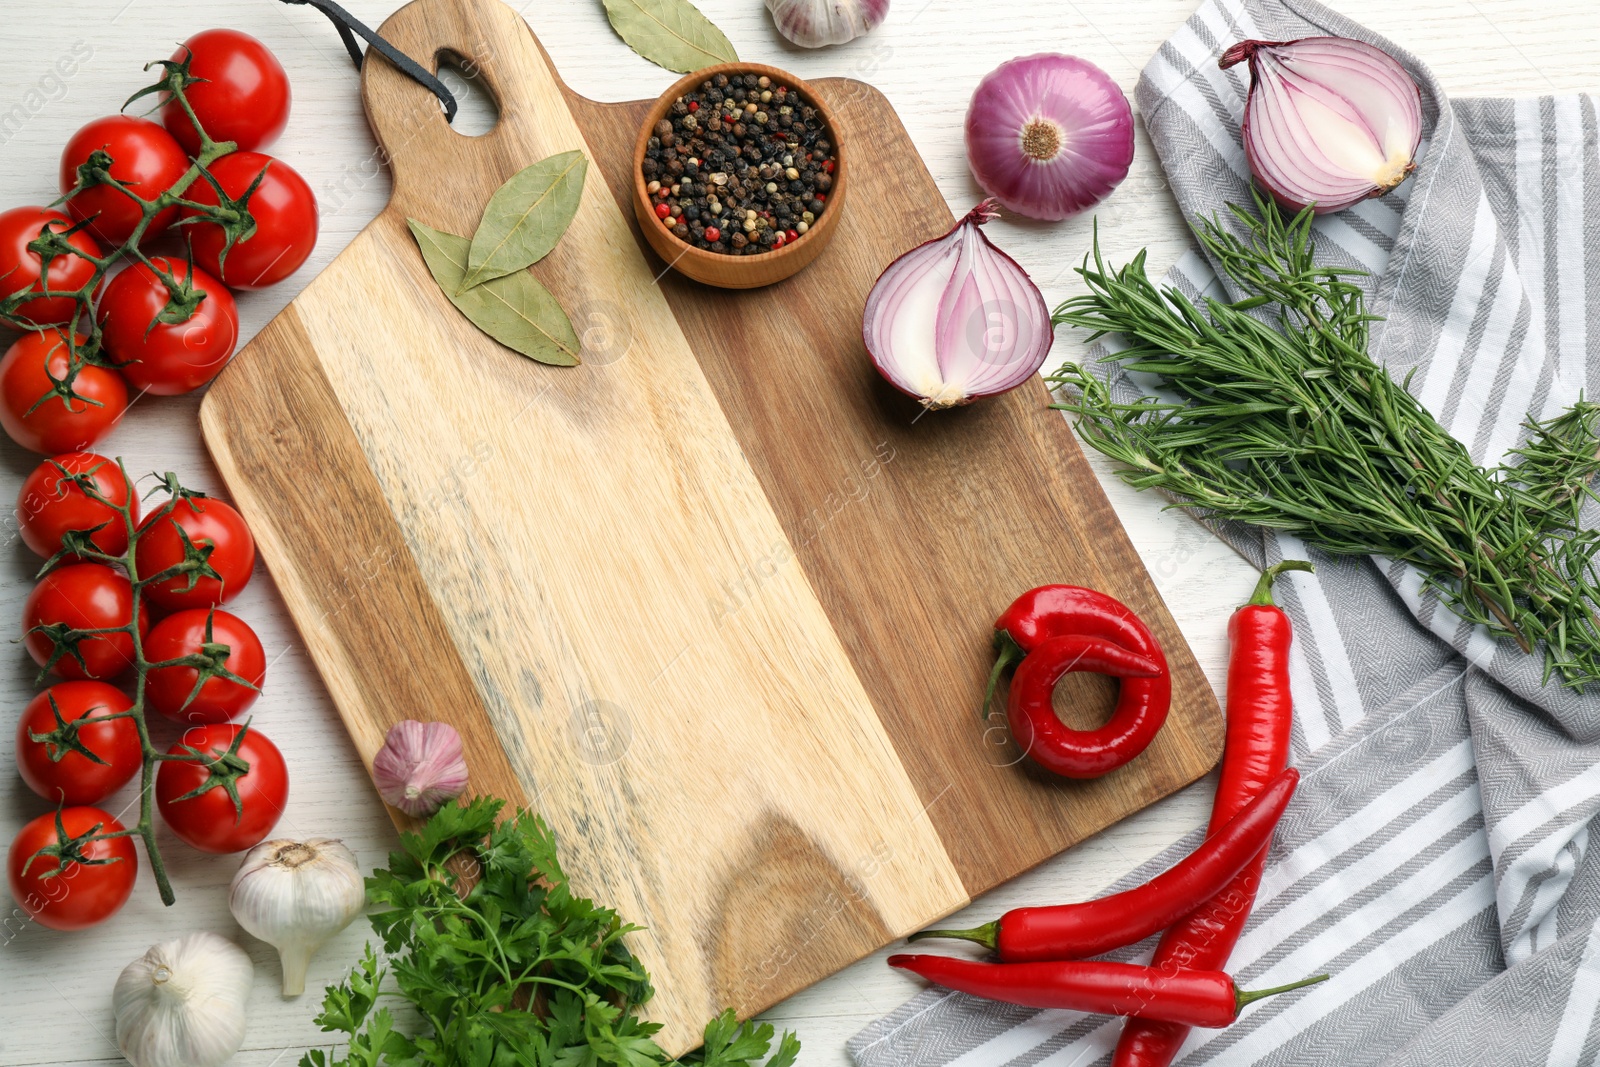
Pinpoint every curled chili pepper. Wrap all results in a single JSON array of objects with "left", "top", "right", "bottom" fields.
[
  {"left": 1007, "top": 633, "right": 1167, "bottom": 778},
  {"left": 908, "top": 767, "right": 1298, "bottom": 960},
  {"left": 888, "top": 954, "right": 1327, "bottom": 1028},
  {"left": 984, "top": 585, "right": 1169, "bottom": 716},
  {"left": 1113, "top": 560, "right": 1312, "bottom": 1067},
  {"left": 984, "top": 585, "right": 1172, "bottom": 778}
]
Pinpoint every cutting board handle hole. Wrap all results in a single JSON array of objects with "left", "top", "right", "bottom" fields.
[{"left": 435, "top": 50, "right": 500, "bottom": 138}]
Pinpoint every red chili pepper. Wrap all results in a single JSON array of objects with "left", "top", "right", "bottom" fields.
[
  {"left": 888, "top": 955, "right": 1327, "bottom": 1028},
  {"left": 908, "top": 767, "right": 1298, "bottom": 960},
  {"left": 1007, "top": 633, "right": 1167, "bottom": 778},
  {"left": 1113, "top": 560, "right": 1312, "bottom": 1066},
  {"left": 984, "top": 585, "right": 1168, "bottom": 720}
]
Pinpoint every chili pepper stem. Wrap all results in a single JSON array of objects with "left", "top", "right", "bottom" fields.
[
  {"left": 983, "top": 630, "right": 1027, "bottom": 719},
  {"left": 1234, "top": 972, "right": 1328, "bottom": 1012},
  {"left": 907, "top": 921, "right": 1000, "bottom": 951},
  {"left": 1247, "top": 560, "right": 1315, "bottom": 607}
]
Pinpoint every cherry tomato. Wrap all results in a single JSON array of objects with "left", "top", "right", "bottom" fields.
[
  {"left": 0, "top": 206, "right": 101, "bottom": 327},
  {"left": 156, "top": 723, "right": 287, "bottom": 853},
  {"left": 162, "top": 29, "right": 291, "bottom": 156},
  {"left": 59, "top": 116, "right": 190, "bottom": 246},
  {"left": 182, "top": 151, "right": 317, "bottom": 289},
  {"left": 0, "top": 330, "right": 128, "bottom": 454},
  {"left": 8, "top": 806, "right": 137, "bottom": 930},
  {"left": 17, "top": 451, "right": 138, "bottom": 560},
  {"left": 15, "top": 682, "right": 139, "bottom": 805},
  {"left": 136, "top": 497, "right": 256, "bottom": 611},
  {"left": 146, "top": 609, "right": 265, "bottom": 724},
  {"left": 22, "top": 562, "right": 146, "bottom": 681},
  {"left": 99, "top": 258, "right": 238, "bottom": 395}
]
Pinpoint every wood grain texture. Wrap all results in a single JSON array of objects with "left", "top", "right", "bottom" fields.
[
  {"left": 198, "top": 0, "right": 1219, "bottom": 1052},
  {"left": 570, "top": 80, "right": 1223, "bottom": 897}
]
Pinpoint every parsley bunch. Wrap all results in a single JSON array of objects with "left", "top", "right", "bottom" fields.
[{"left": 301, "top": 797, "right": 800, "bottom": 1067}]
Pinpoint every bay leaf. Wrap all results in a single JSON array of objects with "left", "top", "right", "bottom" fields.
[
  {"left": 462, "top": 150, "right": 589, "bottom": 291},
  {"left": 601, "top": 0, "right": 737, "bottom": 75},
  {"left": 408, "top": 218, "right": 581, "bottom": 367}
]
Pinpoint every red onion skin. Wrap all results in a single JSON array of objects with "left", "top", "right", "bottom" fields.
[
  {"left": 964, "top": 54, "right": 1134, "bottom": 221},
  {"left": 863, "top": 201, "right": 1052, "bottom": 409},
  {"left": 1222, "top": 37, "right": 1422, "bottom": 215}
]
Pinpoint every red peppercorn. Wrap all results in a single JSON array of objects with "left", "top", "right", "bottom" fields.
[
  {"left": 772, "top": 232, "right": 786, "bottom": 249},
  {"left": 688, "top": 100, "right": 699, "bottom": 111},
  {"left": 816, "top": 193, "right": 826, "bottom": 202},
  {"left": 654, "top": 202, "right": 671, "bottom": 219},
  {"left": 705, "top": 226, "right": 721, "bottom": 242},
  {"left": 786, "top": 229, "right": 799, "bottom": 242},
  {"left": 822, "top": 159, "right": 835, "bottom": 174}
]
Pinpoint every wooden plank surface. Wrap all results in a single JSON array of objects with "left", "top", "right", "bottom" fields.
[
  {"left": 202, "top": 0, "right": 973, "bottom": 1053},
  {"left": 568, "top": 83, "right": 1223, "bottom": 897},
  {"left": 197, "top": 0, "right": 1222, "bottom": 1052}
]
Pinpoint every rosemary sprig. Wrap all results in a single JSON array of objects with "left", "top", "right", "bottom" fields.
[{"left": 1049, "top": 193, "right": 1600, "bottom": 689}]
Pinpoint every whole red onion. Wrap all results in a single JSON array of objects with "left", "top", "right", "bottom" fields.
[{"left": 964, "top": 54, "right": 1134, "bottom": 221}]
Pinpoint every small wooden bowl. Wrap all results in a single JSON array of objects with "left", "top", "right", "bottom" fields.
[{"left": 632, "top": 62, "right": 846, "bottom": 289}]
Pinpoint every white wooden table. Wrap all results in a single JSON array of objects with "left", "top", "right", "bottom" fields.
[{"left": 0, "top": 2, "right": 1590, "bottom": 1064}]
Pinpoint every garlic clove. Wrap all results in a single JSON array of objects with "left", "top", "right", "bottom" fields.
[
  {"left": 371, "top": 719, "right": 469, "bottom": 818},
  {"left": 113, "top": 932, "right": 253, "bottom": 1067},
  {"left": 765, "top": 0, "right": 888, "bottom": 49},
  {"left": 229, "top": 837, "right": 367, "bottom": 997}
]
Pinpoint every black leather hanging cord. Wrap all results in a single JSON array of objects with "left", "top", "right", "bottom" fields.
[{"left": 277, "top": 0, "right": 458, "bottom": 121}]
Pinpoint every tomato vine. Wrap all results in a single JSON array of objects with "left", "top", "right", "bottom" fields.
[
  {"left": 24, "top": 459, "right": 259, "bottom": 906},
  {"left": 0, "top": 51, "right": 262, "bottom": 406}
]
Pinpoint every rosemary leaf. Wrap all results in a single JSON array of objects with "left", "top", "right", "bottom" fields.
[{"left": 1049, "top": 193, "right": 1600, "bottom": 689}]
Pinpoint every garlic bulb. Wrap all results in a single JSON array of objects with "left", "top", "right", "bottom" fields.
[
  {"left": 230, "top": 838, "right": 366, "bottom": 996},
  {"left": 114, "top": 932, "right": 253, "bottom": 1067},
  {"left": 766, "top": 0, "right": 888, "bottom": 48},
  {"left": 371, "top": 719, "right": 469, "bottom": 817}
]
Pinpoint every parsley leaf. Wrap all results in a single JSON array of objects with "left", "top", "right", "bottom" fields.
[{"left": 301, "top": 798, "right": 799, "bottom": 1067}]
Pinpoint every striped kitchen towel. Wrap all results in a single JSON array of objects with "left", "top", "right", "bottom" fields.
[{"left": 849, "top": 1, "right": 1600, "bottom": 1064}]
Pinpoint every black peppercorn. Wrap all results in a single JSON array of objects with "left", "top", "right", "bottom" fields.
[{"left": 643, "top": 80, "right": 837, "bottom": 258}]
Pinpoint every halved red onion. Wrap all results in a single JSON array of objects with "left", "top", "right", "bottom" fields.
[
  {"left": 964, "top": 53, "right": 1134, "bottom": 221},
  {"left": 863, "top": 201, "right": 1053, "bottom": 410},
  {"left": 1221, "top": 37, "right": 1423, "bottom": 214}
]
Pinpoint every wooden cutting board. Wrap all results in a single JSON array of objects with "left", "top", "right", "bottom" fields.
[{"left": 198, "top": 0, "right": 1222, "bottom": 1052}]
